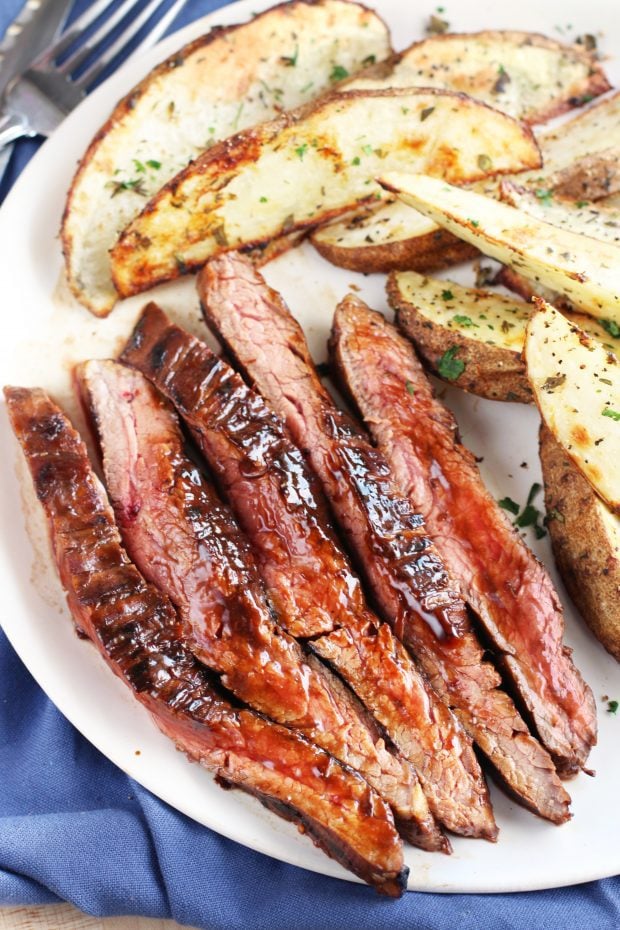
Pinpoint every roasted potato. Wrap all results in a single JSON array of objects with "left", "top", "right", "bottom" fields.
[
  {"left": 540, "top": 424, "right": 620, "bottom": 662},
  {"left": 347, "top": 31, "right": 609, "bottom": 124},
  {"left": 379, "top": 173, "right": 620, "bottom": 323},
  {"left": 525, "top": 301, "right": 620, "bottom": 514},
  {"left": 61, "top": 0, "right": 391, "bottom": 316},
  {"left": 500, "top": 181, "right": 620, "bottom": 243},
  {"left": 110, "top": 89, "right": 540, "bottom": 298},
  {"left": 387, "top": 271, "right": 532, "bottom": 402},
  {"left": 315, "top": 90, "right": 620, "bottom": 275},
  {"left": 312, "top": 200, "right": 478, "bottom": 273}
]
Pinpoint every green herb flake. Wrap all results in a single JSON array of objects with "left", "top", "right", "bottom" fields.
[
  {"left": 329, "top": 64, "right": 349, "bottom": 82},
  {"left": 602, "top": 318, "right": 620, "bottom": 338},
  {"left": 437, "top": 346, "right": 465, "bottom": 381},
  {"left": 527, "top": 482, "right": 543, "bottom": 506},
  {"left": 259, "top": 196, "right": 268, "bottom": 203},
  {"left": 535, "top": 188, "right": 554, "bottom": 205},
  {"left": 608, "top": 700, "right": 619, "bottom": 715},
  {"left": 498, "top": 497, "right": 520, "bottom": 515},
  {"left": 453, "top": 314, "right": 478, "bottom": 328},
  {"left": 515, "top": 504, "right": 540, "bottom": 528},
  {"left": 133, "top": 159, "right": 146, "bottom": 173},
  {"left": 441, "top": 288, "right": 455, "bottom": 301},
  {"left": 405, "top": 380, "right": 416, "bottom": 396},
  {"left": 146, "top": 159, "right": 162, "bottom": 170},
  {"left": 362, "top": 54, "right": 376, "bottom": 65},
  {"left": 281, "top": 44, "right": 299, "bottom": 67},
  {"left": 468, "top": 218, "right": 480, "bottom": 227},
  {"left": 420, "top": 106, "right": 435, "bottom": 121},
  {"left": 362, "top": 144, "right": 373, "bottom": 156},
  {"left": 542, "top": 373, "right": 566, "bottom": 392},
  {"left": 295, "top": 143, "right": 308, "bottom": 160},
  {"left": 351, "top": 156, "right": 361, "bottom": 166},
  {"left": 576, "top": 200, "right": 590, "bottom": 208},
  {"left": 602, "top": 407, "right": 620, "bottom": 421}
]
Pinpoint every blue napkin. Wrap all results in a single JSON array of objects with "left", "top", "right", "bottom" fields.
[{"left": 1, "top": 1, "right": 619, "bottom": 927}]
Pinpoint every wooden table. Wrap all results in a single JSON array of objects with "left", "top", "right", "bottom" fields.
[{"left": 0, "top": 904, "right": 197, "bottom": 929}]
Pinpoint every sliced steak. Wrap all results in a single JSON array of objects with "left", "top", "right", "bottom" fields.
[
  {"left": 197, "top": 253, "right": 572, "bottom": 819},
  {"left": 121, "top": 299, "right": 497, "bottom": 842},
  {"left": 350, "top": 291, "right": 598, "bottom": 775},
  {"left": 78, "top": 360, "right": 430, "bottom": 847},
  {"left": 4, "top": 385, "right": 407, "bottom": 896}
]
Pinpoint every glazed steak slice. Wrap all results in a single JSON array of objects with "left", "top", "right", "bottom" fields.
[
  {"left": 121, "top": 300, "right": 497, "bottom": 843},
  {"left": 4, "top": 385, "right": 407, "bottom": 896},
  {"left": 342, "top": 292, "right": 597, "bottom": 775},
  {"left": 197, "top": 253, "right": 572, "bottom": 820},
  {"left": 78, "top": 360, "right": 428, "bottom": 846}
]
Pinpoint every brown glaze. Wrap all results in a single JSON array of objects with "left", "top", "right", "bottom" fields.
[
  {"left": 333, "top": 297, "right": 596, "bottom": 777},
  {"left": 122, "top": 290, "right": 494, "bottom": 841},
  {"left": 4, "top": 385, "right": 407, "bottom": 896},
  {"left": 77, "top": 360, "right": 432, "bottom": 847}
]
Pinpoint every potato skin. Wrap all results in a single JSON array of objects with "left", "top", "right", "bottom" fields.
[
  {"left": 540, "top": 424, "right": 620, "bottom": 662},
  {"left": 387, "top": 273, "right": 533, "bottom": 403},
  {"left": 312, "top": 224, "right": 478, "bottom": 274}
]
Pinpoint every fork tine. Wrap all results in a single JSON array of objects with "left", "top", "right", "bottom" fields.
[
  {"left": 34, "top": 0, "right": 120, "bottom": 65},
  {"left": 59, "top": 0, "right": 147, "bottom": 75},
  {"left": 75, "top": 0, "right": 180, "bottom": 91}
]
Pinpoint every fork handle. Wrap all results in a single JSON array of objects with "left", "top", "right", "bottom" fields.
[{"left": 0, "top": 112, "right": 29, "bottom": 149}]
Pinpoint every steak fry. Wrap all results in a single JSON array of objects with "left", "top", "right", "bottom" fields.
[
  {"left": 77, "top": 360, "right": 426, "bottom": 846},
  {"left": 198, "top": 253, "right": 572, "bottom": 821},
  {"left": 337, "top": 294, "right": 597, "bottom": 775},
  {"left": 120, "top": 299, "right": 497, "bottom": 842},
  {"left": 4, "top": 385, "right": 407, "bottom": 896}
]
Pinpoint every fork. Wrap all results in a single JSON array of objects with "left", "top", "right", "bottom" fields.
[{"left": 0, "top": 0, "right": 186, "bottom": 150}]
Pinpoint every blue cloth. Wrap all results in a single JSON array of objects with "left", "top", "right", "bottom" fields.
[{"left": 1, "top": 1, "right": 619, "bottom": 927}]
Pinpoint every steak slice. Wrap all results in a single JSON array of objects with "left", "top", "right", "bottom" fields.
[
  {"left": 352, "top": 291, "right": 598, "bottom": 775},
  {"left": 4, "top": 385, "right": 407, "bottom": 896},
  {"left": 196, "top": 254, "right": 572, "bottom": 819},
  {"left": 121, "top": 299, "right": 497, "bottom": 842},
  {"left": 78, "top": 360, "right": 429, "bottom": 847}
]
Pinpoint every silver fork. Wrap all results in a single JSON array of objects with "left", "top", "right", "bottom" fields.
[{"left": 0, "top": 0, "right": 186, "bottom": 149}]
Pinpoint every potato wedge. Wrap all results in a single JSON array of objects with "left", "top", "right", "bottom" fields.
[
  {"left": 110, "top": 89, "right": 540, "bottom": 298},
  {"left": 500, "top": 181, "right": 620, "bottom": 243},
  {"left": 312, "top": 200, "right": 478, "bottom": 273},
  {"left": 525, "top": 301, "right": 620, "bottom": 514},
  {"left": 379, "top": 173, "right": 620, "bottom": 323},
  {"left": 387, "top": 271, "right": 532, "bottom": 402},
  {"left": 61, "top": 0, "right": 391, "bottom": 316},
  {"left": 316, "top": 91, "right": 620, "bottom": 275},
  {"left": 389, "top": 269, "right": 620, "bottom": 402},
  {"left": 347, "top": 31, "right": 609, "bottom": 124},
  {"left": 540, "top": 424, "right": 620, "bottom": 662}
]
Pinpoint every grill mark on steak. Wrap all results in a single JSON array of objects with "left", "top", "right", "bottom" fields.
[
  {"left": 4, "top": 385, "right": 407, "bottom": 897},
  {"left": 120, "top": 299, "right": 496, "bottom": 842},
  {"left": 364, "top": 289, "right": 597, "bottom": 775},
  {"left": 77, "top": 361, "right": 428, "bottom": 846}
]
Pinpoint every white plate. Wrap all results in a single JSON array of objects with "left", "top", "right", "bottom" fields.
[{"left": 1, "top": 0, "right": 619, "bottom": 896}]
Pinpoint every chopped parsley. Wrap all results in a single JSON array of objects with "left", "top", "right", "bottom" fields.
[
  {"left": 534, "top": 188, "right": 554, "bottom": 205},
  {"left": 608, "top": 700, "right": 619, "bottom": 715},
  {"left": 281, "top": 44, "right": 299, "bottom": 67},
  {"left": 601, "top": 318, "right": 620, "bottom": 338},
  {"left": 468, "top": 218, "right": 480, "bottom": 227},
  {"left": 437, "top": 346, "right": 465, "bottom": 381},
  {"left": 453, "top": 314, "right": 478, "bottom": 328},
  {"left": 351, "top": 156, "right": 361, "bottom": 166},
  {"left": 295, "top": 143, "right": 308, "bottom": 159},
  {"left": 362, "top": 144, "right": 374, "bottom": 156},
  {"left": 362, "top": 54, "right": 376, "bottom": 65},
  {"left": 259, "top": 196, "right": 268, "bottom": 203},
  {"left": 602, "top": 407, "right": 620, "bottom": 421},
  {"left": 542, "top": 373, "right": 566, "bottom": 392},
  {"left": 107, "top": 177, "right": 148, "bottom": 197},
  {"left": 498, "top": 497, "right": 520, "bottom": 515},
  {"left": 329, "top": 64, "right": 349, "bottom": 82},
  {"left": 405, "top": 380, "right": 416, "bottom": 396},
  {"left": 441, "top": 288, "right": 455, "bottom": 301},
  {"left": 575, "top": 200, "right": 590, "bottom": 208},
  {"left": 420, "top": 106, "right": 435, "bottom": 121},
  {"left": 146, "top": 159, "right": 162, "bottom": 170}
]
